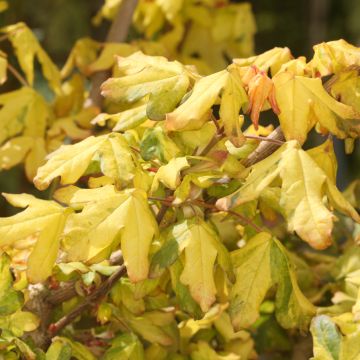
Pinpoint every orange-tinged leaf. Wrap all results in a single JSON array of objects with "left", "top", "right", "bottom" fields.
[{"left": 247, "top": 69, "right": 279, "bottom": 129}]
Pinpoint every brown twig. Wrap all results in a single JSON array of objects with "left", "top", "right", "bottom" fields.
[
  {"left": 7, "top": 62, "right": 29, "bottom": 87},
  {"left": 88, "top": 0, "right": 139, "bottom": 107},
  {"left": 47, "top": 251, "right": 123, "bottom": 306},
  {"left": 244, "top": 134, "right": 284, "bottom": 145},
  {"left": 50, "top": 264, "right": 127, "bottom": 335},
  {"left": 148, "top": 196, "right": 263, "bottom": 233},
  {"left": 242, "top": 126, "right": 285, "bottom": 167}
]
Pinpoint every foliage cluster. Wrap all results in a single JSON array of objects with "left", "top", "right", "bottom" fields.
[{"left": 0, "top": 1, "right": 360, "bottom": 359}]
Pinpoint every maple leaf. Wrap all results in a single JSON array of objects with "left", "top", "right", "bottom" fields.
[
  {"left": 0, "top": 136, "right": 47, "bottom": 181},
  {"left": 1, "top": 22, "right": 61, "bottom": 92},
  {"left": 34, "top": 133, "right": 139, "bottom": 190},
  {"left": 151, "top": 219, "right": 231, "bottom": 312},
  {"left": 218, "top": 141, "right": 360, "bottom": 249},
  {"left": 230, "top": 232, "right": 315, "bottom": 330},
  {"left": 233, "top": 47, "right": 293, "bottom": 76},
  {"left": 308, "top": 39, "right": 360, "bottom": 76},
  {"left": 273, "top": 71, "right": 360, "bottom": 144},
  {"left": 58, "top": 185, "right": 158, "bottom": 282},
  {"left": 0, "top": 87, "right": 50, "bottom": 146},
  {"left": 101, "top": 52, "right": 191, "bottom": 121},
  {"left": 0, "top": 193, "right": 71, "bottom": 283},
  {"left": 166, "top": 66, "right": 248, "bottom": 146}
]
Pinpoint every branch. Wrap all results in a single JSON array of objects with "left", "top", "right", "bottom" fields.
[
  {"left": 242, "top": 126, "right": 285, "bottom": 167},
  {"left": 47, "top": 251, "right": 123, "bottom": 306},
  {"left": 88, "top": 0, "right": 139, "bottom": 107},
  {"left": 7, "top": 62, "right": 29, "bottom": 87},
  {"left": 149, "top": 196, "right": 263, "bottom": 233},
  {"left": 50, "top": 264, "right": 127, "bottom": 336}
]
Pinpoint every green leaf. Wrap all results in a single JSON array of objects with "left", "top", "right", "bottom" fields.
[
  {"left": 229, "top": 233, "right": 273, "bottom": 329},
  {"left": 140, "top": 126, "right": 180, "bottom": 163},
  {"left": 166, "top": 70, "right": 229, "bottom": 131},
  {"left": 101, "top": 52, "right": 190, "bottom": 120},
  {"left": 311, "top": 315, "right": 341, "bottom": 360},
  {"left": 103, "top": 333, "right": 144, "bottom": 360},
  {"left": 0, "top": 310, "right": 39, "bottom": 337},
  {"left": 52, "top": 337, "right": 96, "bottom": 360},
  {"left": 230, "top": 232, "right": 315, "bottom": 330},
  {"left": 46, "top": 340, "right": 72, "bottom": 360},
  {"left": 0, "top": 254, "right": 23, "bottom": 315}
]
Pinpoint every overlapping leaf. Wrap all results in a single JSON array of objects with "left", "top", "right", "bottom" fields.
[
  {"left": 151, "top": 219, "right": 231, "bottom": 312},
  {"left": 34, "top": 133, "right": 139, "bottom": 190},
  {"left": 1, "top": 22, "right": 61, "bottom": 92},
  {"left": 273, "top": 71, "right": 360, "bottom": 144},
  {"left": 230, "top": 232, "right": 316, "bottom": 330},
  {"left": 101, "top": 52, "right": 191, "bottom": 121},
  {"left": 218, "top": 141, "right": 360, "bottom": 249},
  {"left": 0, "top": 193, "right": 71, "bottom": 283},
  {"left": 58, "top": 185, "right": 158, "bottom": 282}
]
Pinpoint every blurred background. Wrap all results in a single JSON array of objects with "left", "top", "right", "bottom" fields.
[{"left": 0, "top": 0, "right": 359, "bottom": 209}]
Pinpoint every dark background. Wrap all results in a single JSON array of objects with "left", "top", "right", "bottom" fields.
[{"left": 0, "top": 0, "right": 359, "bottom": 208}]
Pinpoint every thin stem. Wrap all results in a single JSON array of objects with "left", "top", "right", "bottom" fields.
[
  {"left": 7, "top": 63, "right": 29, "bottom": 87},
  {"left": 244, "top": 134, "right": 284, "bottom": 145},
  {"left": 0, "top": 34, "right": 9, "bottom": 43},
  {"left": 130, "top": 146, "right": 160, "bottom": 168},
  {"left": 148, "top": 196, "right": 263, "bottom": 233},
  {"left": 50, "top": 264, "right": 127, "bottom": 335}
]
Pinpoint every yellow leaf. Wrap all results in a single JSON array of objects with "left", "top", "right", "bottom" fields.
[
  {"left": 0, "top": 87, "right": 50, "bottom": 145},
  {"left": 87, "top": 43, "right": 137, "bottom": 73},
  {"left": 179, "top": 220, "right": 227, "bottom": 312},
  {"left": 0, "top": 51, "right": 7, "bottom": 84},
  {"left": 92, "top": 0, "right": 122, "bottom": 25},
  {"left": 307, "top": 138, "right": 337, "bottom": 184},
  {"left": 101, "top": 52, "right": 190, "bottom": 121},
  {"left": 63, "top": 187, "right": 158, "bottom": 282},
  {"left": 27, "top": 210, "right": 70, "bottom": 283},
  {"left": 0, "top": 193, "right": 70, "bottom": 283},
  {"left": 219, "top": 141, "right": 360, "bottom": 249},
  {"left": 34, "top": 133, "right": 138, "bottom": 190},
  {"left": 0, "top": 1, "right": 8, "bottom": 12},
  {"left": 330, "top": 69, "right": 360, "bottom": 113},
  {"left": 166, "top": 70, "right": 228, "bottom": 131},
  {"left": 308, "top": 39, "right": 360, "bottom": 76},
  {"left": 24, "top": 137, "right": 47, "bottom": 181},
  {"left": 2, "top": 22, "right": 61, "bottom": 92},
  {"left": 216, "top": 141, "right": 290, "bottom": 210},
  {"left": 61, "top": 37, "right": 100, "bottom": 78},
  {"left": 0, "top": 193, "right": 66, "bottom": 247},
  {"left": 92, "top": 104, "right": 148, "bottom": 132},
  {"left": 280, "top": 144, "right": 359, "bottom": 249},
  {"left": 151, "top": 157, "right": 190, "bottom": 192},
  {"left": 230, "top": 232, "right": 272, "bottom": 328},
  {"left": 273, "top": 71, "right": 360, "bottom": 144},
  {"left": 220, "top": 66, "right": 247, "bottom": 146},
  {"left": 233, "top": 47, "right": 292, "bottom": 76},
  {"left": 230, "top": 232, "right": 315, "bottom": 330},
  {"left": 0, "top": 137, "right": 33, "bottom": 171}
]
